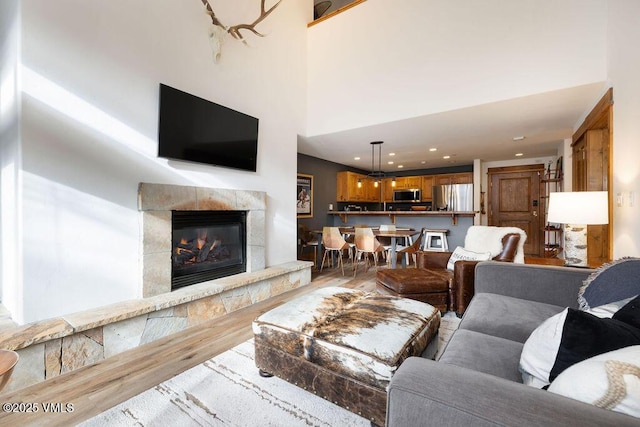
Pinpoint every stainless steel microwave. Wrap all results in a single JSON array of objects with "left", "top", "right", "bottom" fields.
[{"left": 393, "top": 189, "right": 421, "bottom": 202}]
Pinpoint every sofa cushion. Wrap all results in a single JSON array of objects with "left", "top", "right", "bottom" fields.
[
  {"left": 459, "top": 293, "right": 566, "bottom": 343},
  {"left": 519, "top": 307, "right": 640, "bottom": 388},
  {"left": 439, "top": 329, "right": 524, "bottom": 382},
  {"left": 578, "top": 257, "right": 640, "bottom": 310},
  {"left": 548, "top": 345, "right": 640, "bottom": 418}
]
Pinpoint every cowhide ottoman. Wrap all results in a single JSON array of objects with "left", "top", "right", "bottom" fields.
[{"left": 253, "top": 287, "right": 440, "bottom": 425}]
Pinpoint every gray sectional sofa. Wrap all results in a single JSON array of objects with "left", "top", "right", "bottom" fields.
[{"left": 386, "top": 261, "right": 639, "bottom": 427}]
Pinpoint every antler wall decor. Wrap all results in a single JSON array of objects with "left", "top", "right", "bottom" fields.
[{"left": 199, "top": 0, "right": 282, "bottom": 62}]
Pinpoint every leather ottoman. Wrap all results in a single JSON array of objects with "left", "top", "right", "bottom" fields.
[
  {"left": 253, "top": 287, "right": 440, "bottom": 425},
  {"left": 376, "top": 268, "right": 452, "bottom": 312}
]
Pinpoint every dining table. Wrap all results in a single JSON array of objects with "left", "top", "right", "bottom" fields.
[{"left": 312, "top": 227, "right": 419, "bottom": 270}]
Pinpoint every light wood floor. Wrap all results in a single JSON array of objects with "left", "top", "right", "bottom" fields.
[{"left": 0, "top": 265, "right": 381, "bottom": 426}]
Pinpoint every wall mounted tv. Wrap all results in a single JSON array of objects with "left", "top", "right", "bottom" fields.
[{"left": 158, "top": 83, "right": 259, "bottom": 172}]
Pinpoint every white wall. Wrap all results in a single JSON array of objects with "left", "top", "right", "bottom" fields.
[
  {"left": 0, "top": 0, "right": 22, "bottom": 318},
  {"left": 307, "top": 0, "right": 607, "bottom": 136},
  {"left": 11, "top": 0, "right": 310, "bottom": 323},
  {"left": 608, "top": 0, "right": 640, "bottom": 258}
]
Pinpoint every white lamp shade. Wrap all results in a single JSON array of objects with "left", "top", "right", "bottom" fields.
[{"left": 547, "top": 191, "right": 609, "bottom": 225}]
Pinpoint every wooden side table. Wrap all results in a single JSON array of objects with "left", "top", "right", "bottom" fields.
[
  {"left": 0, "top": 349, "right": 19, "bottom": 392},
  {"left": 525, "top": 257, "right": 565, "bottom": 266}
]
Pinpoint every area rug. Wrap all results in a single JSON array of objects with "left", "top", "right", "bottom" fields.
[{"left": 81, "top": 314, "right": 460, "bottom": 427}]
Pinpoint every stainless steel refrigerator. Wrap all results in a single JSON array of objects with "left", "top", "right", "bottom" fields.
[{"left": 432, "top": 183, "right": 474, "bottom": 212}]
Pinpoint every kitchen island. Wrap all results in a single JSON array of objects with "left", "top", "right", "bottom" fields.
[{"left": 327, "top": 210, "right": 478, "bottom": 253}]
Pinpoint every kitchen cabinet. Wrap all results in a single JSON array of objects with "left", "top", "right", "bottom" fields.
[
  {"left": 421, "top": 176, "right": 433, "bottom": 201},
  {"left": 336, "top": 171, "right": 381, "bottom": 202},
  {"left": 393, "top": 176, "right": 422, "bottom": 189},
  {"left": 337, "top": 171, "right": 472, "bottom": 203},
  {"left": 365, "top": 179, "right": 383, "bottom": 202},
  {"left": 382, "top": 178, "right": 394, "bottom": 202},
  {"left": 336, "top": 171, "right": 365, "bottom": 202},
  {"left": 433, "top": 172, "right": 472, "bottom": 186}
]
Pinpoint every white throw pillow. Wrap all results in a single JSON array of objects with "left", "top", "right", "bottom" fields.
[
  {"left": 520, "top": 303, "right": 640, "bottom": 389},
  {"left": 446, "top": 246, "right": 492, "bottom": 271},
  {"left": 548, "top": 346, "right": 640, "bottom": 418},
  {"left": 519, "top": 309, "right": 567, "bottom": 388}
]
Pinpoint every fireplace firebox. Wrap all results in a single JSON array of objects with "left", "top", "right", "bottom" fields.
[{"left": 171, "top": 210, "right": 247, "bottom": 290}]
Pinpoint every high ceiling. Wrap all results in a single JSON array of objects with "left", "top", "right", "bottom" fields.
[{"left": 298, "top": 82, "right": 606, "bottom": 172}]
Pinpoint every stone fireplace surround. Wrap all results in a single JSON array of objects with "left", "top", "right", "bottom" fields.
[
  {"left": 139, "top": 182, "right": 267, "bottom": 296},
  {"left": 0, "top": 183, "right": 312, "bottom": 393}
]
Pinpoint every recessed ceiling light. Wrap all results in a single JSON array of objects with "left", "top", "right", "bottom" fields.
[
  {"left": 397, "top": 165, "right": 404, "bottom": 169},
  {"left": 354, "top": 157, "right": 360, "bottom": 160},
  {"left": 443, "top": 155, "right": 451, "bottom": 159},
  {"left": 388, "top": 161, "right": 394, "bottom": 165},
  {"left": 389, "top": 152, "right": 396, "bottom": 156},
  {"left": 515, "top": 153, "right": 524, "bottom": 157},
  {"left": 513, "top": 136, "right": 525, "bottom": 141},
  {"left": 429, "top": 148, "right": 437, "bottom": 152},
  {"left": 421, "top": 160, "right": 426, "bottom": 164}
]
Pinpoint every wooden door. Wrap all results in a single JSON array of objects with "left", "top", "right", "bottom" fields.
[
  {"left": 572, "top": 129, "right": 610, "bottom": 267},
  {"left": 570, "top": 88, "right": 613, "bottom": 266},
  {"left": 488, "top": 165, "right": 544, "bottom": 257}
]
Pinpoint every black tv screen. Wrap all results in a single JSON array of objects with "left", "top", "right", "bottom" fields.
[{"left": 158, "top": 84, "right": 259, "bottom": 172}]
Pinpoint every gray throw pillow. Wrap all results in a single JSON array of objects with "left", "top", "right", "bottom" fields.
[{"left": 578, "top": 257, "right": 640, "bottom": 310}]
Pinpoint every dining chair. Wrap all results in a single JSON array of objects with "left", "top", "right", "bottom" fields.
[
  {"left": 320, "top": 226, "right": 352, "bottom": 276},
  {"left": 397, "top": 227, "right": 427, "bottom": 267},
  {"left": 298, "top": 224, "right": 319, "bottom": 267},
  {"left": 353, "top": 227, "right": 386, "bottom": 277},
  {"left": 378, "top": 224, "right": 396, "bottom": 264},
  {"left": 343, "top": 224, "right": 367, "bottom": 263}
]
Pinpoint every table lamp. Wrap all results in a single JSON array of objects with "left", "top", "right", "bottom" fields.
[{"left": 547, "top": 191, "right": 608, "bottom": 267}]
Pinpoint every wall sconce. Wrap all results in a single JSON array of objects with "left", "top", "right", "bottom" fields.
[
  {"left": 547, "top": 191, "right": 609, "bottom": 267},
  {"left": 357, "top": 178, "right": 362, "bottom": 188},
  {"left": 392, "top": 177, "right": 396, "bottom": 187}
]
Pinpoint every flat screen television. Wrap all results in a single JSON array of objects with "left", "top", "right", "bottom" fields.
[{"left": 158, "top": 83, "right": 259, "bottom": 172}]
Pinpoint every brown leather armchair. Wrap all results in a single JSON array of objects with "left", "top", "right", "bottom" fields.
[{"left": 417, "top": 233, "right": 522, "bottom": 315}]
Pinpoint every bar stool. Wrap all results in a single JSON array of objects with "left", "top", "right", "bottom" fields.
[{"left": 423, "top": 229, "right": 449, "bottom": 251}]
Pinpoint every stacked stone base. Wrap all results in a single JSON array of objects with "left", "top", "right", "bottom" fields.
[{"left": 0, "top": 261, "right": 311, "bottom": 393}]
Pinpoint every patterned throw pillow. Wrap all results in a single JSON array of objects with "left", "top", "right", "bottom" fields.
[
  {"left": 548, "top": 346, "right": 640, "bottom": 418},
  {"left": 578, "top": 257, "right": 640, "bottom": 311},
  {"left": 446, "top": 246, "right": 491, "bottom": 271}
]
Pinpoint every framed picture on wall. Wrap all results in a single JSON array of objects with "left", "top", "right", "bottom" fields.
[{"left": 297, "top": 174, "right": 313, "bottom": 218}]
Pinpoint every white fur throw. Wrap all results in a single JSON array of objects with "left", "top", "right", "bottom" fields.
[{"left": 463, "top": 226, "right": 527, "bottom": 264}]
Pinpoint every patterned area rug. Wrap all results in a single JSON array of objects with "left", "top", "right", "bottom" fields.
[{"left": 81, "top": 314, "right": 460, "bottom": 426}]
